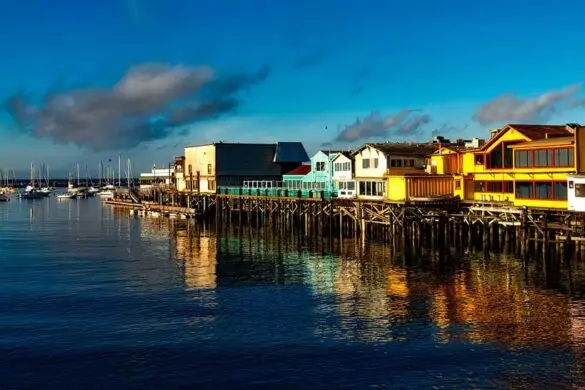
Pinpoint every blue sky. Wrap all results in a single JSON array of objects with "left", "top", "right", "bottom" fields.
[{"left": 1, "top": 0, "right": 585, "bottom": 178}]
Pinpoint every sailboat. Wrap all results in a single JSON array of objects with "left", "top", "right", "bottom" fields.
[
  {"left": 20, "top": 163, "right": 45, "bottom": 199},
  {"left": 57, "top": 192, "right": 76, "bottom": 200},
  {"left": 39, "top": 163, "right": 53, "bottom": 196},
  {"left": 67, "top": 163, "right": 87, "bottom": 197}
]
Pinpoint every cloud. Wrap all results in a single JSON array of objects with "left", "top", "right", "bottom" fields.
[
  {"left": 2, "top": 63, "right": 270, "bottom": 151},
  {"left": 473, "top": 84, "right": 581, "bottom": 126},
  {"left": 394, "top": 114, "right": 431, "bottom": 136},
  {"left": 333, "top": 109, "right": 428, "bottom": 142}
]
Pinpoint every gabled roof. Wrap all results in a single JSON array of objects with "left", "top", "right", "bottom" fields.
[
  {"left": 273, "top": 142, "right": 310, "bottom": 163},
  {"left": 353, "top": 142, "right": 438, "bottom": 156},
  {"left": 332, "top": 151, "right": 352, "bottom": 161},
  {"left": 479, "top": 124, "right": 574, "bottom": 152},
  {"left": 508, "top": 136, "right": 574, "bottom": 149},
  {"left": 284, "top": 164, "right": 311, "bottom": 176},
  {"left": 509, "top": 124, "right": 572, "bottom": 140}
]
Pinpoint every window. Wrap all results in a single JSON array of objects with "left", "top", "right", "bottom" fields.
[
  {"left": 486, "top": 181, "right": 503, "bottom": 193},
  {"left": 475, "top": 155, "right": 484, "bottom": 165},
  {"left": 208, "top": 180, "right": 216, "bottom": 191},
  {"left": 405, "top": 159, "right": 415, "bottom": 167},
  {"left": 474, "top": 181, "right": 485, "bottom": 192},
  {"left": 487, "top": 145, "right": 503, "bottom": 169},
  {"left": 347, "top": 181, "right": 355, "bottom": 190},
  {"left": 515, "top": 150, "right": 532, "bottom": 168},
  {"left": 316, "top": 161, "right": 325, "bottom": 171},
  {"left": 455, "top": 180, "right": 461, "bottom": 189},
  {"left": 504, "top": 181, "right": 514, "bottom": 193},
  {"left": 535, "top": 182, "right": 551, "bottom": 199},
  {"left": 188, "top": 164, "right": 193, "bottom": 174},
  {"left": 554, "top": 148, "right": 574, "bottom": 167},
  {"left": 534, "top": 149, "right": 552, "bottom": 167},
  {"left": 374, "top": 158, "right": 379, "bottom": 169},
  {"left": 362, "top": 159, "right": 370, "bottom": 169},
  {"left": 358, "top": 180, "right": 384, "bottom": 196},
  {"left": 554, "top": 182, "right": 568, "bottom": 200},
  {"left": 207, "top": 164, "right": 212, "bottom": 175},
  {"left": 516, "top": 182, "right": 532, "bottom": 198},
  {"left": 390, "top": 159, "right": 402, "bottom": 168},
  {"left": 576, "top": 184, "right": 585, "bottom": 198}
]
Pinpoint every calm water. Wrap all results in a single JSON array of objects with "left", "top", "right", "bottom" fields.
[{"left": 2, "top": 197, "right": 585, "bottom": 388}]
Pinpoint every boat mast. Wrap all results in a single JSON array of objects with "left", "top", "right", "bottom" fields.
[
  {"left": 118, "top": 155, "right": 121, "bottom": 188},
  {"left": 77, "top": 163, "right": 80, "bottom": 187}
]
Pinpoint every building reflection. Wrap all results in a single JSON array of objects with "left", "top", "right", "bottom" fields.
[
  {"left": 427, "top": 257, "right": 572, "bottom": 348},
  {"left": 173, "top": 224, "right": 217, "bottom": 290}
]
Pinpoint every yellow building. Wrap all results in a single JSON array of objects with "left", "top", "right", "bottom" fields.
[{"left": 432, "top": 123, "right": 584, "bottom": 209}]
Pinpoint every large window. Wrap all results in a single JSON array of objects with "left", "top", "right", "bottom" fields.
[
  {"left": 516, "top": 181, "right": 567, "bottom": 200},
  {"left": 534, "top": 149, "right": 552, "bottom": 167},
  {"left": 474, "top": 181, "right": 514, "bottom": 193},
  {"left": 555, "top": 182, "right": 568, "bottom": 200},
  {"left": 487, "top": 142, "right": 518, "bottom": 169},
  {"left": 535, "top": 182, "right": 551, "bottom": 199},
  {"left": 390, "top": 159, "right": 402, "bottom": 168},
  {"left": 516, "top": 182, "right": 533, "bottom": 198},
  {"left": 358, "top": 180, "right": 385, "bottom": 197},
  {"left": 515, "top": 147, "right": 574, "bottom": 168},
  {"left": 362, "top": 159, "right": 370, "bottom": 169},
  {"left": 554, "top": 148, "right": 574, "bottom": 167},
  {"left": 337, "top": 181, "right": 356, "bottom": 191},
  {"left": 515, "top": 150, "right": 532, "bottom": 167},
  {"left": 316, "top": 161, "right": 325, "bottom": 171},
  {"left": 334, "top": 162, "right": 351, "bottom": 172}
]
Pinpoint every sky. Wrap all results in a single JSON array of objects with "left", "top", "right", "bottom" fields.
[{"left": 1, "top": 0, "right": 585, "bottom": 178}]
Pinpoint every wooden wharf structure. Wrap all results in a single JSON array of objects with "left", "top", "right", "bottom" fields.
[{"left": 106, "top": 187, "right": 585, "bottom": 262}]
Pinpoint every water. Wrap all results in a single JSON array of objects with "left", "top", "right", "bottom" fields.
[{"left": 2, "top": 197, "right": 585, "bottom": 388}]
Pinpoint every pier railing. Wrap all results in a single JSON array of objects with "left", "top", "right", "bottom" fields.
[{"left": 217, "top": 186, "right": 337, "bottom": 200}]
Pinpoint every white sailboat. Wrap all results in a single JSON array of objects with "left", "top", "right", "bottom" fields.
[{"left": 20, "top": 163, "right": 45, "bottom": 199}]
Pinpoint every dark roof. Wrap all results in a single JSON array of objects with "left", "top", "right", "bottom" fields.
[
  {"left": 480, "top": 124, "right": 574, "bottom": 151},
  {"left": 508, "top": 124, "right": 572, "bottom": 140},
  {"left": 358, "top": 142, "right": 439, "bottom": 156},
  {"left": 273, "top": 142, "right": 310, "bottom": 163},
  {"left": 332, "top": 151, "right": 352, "bottom": 160},
  {"left": 321, "top": 150, "right": 343, "bottom": 156},
  {"left": 284, "top": 165, "right": 311, "bottom": 176}
]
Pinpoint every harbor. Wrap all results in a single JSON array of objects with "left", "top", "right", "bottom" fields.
[{"left": 86, "top": 123, "right": 585, "bottom": 262}]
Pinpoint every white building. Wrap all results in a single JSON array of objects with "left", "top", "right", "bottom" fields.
[
  {"left": 139, "top": 168, "right": 175, "bottom": 191},
  {"left": 568, "top": 175, "right": 585, "bottom": 211},
  {"left": 352, "top": 143, "right": 438, "bottom": 200},
  {"left": 332, "top": 152, "right": 356, "bottom": 198}
]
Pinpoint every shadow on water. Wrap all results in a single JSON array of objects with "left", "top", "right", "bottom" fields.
[{"left": 3, "top": 200, "right": 585, "bottom": 388}]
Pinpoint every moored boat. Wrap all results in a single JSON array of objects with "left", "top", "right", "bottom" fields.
[{"left": 0, "top": 193, "right": 9, "bottom": 202}]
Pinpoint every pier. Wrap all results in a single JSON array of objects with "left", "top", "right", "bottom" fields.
[{"left": 105, "top": 188, "right": 585, "bottom": 262}]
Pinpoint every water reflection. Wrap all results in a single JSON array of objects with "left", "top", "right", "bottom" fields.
[
  {"left": 140, "top": 221, "right": 583, "bottom": 351},
  {"left": 126, "top": 217, "right": 585, "bottom": 386}
]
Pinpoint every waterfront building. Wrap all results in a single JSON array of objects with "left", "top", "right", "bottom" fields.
[
  {"left": 173, "top": 156, "right": 186, "bottom": 192},
  {"left": 352, "top": 143, "right": 438, "bottom": 200},
  {"left": 431, "top": 123, "right": 584, "bottom": 209},
  {"left": 282, "top": 164, "right": 311, "bottom": 189},
  {"left": 299, "top": 150, "right": 341, "bottom": 191},
  {"left": 183, "top": 142, "right": 309, "bottom": 193},
  {"left": 139, "top": 167, "right": 175, "bottom": 191},
  {"left": 332, "top": 152, "right": 356, "bottom": 198}
]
